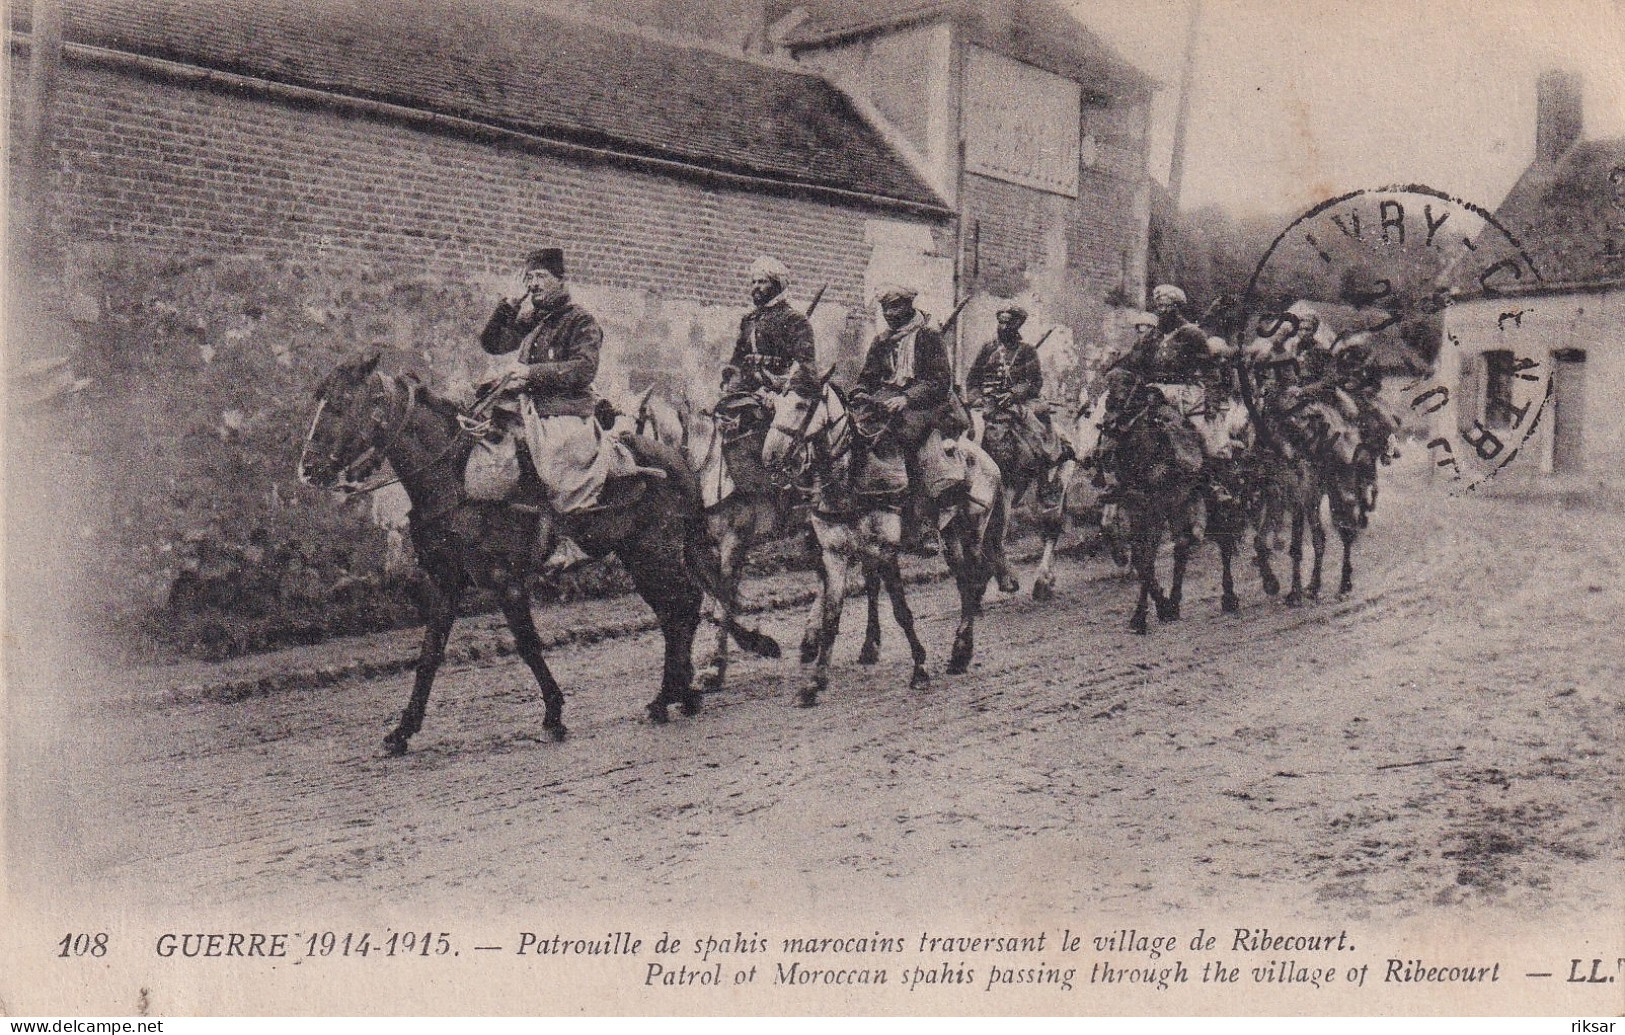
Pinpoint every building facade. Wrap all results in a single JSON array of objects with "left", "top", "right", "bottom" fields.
[{"left": 1442, "top": 72, "right": 1624, "bottom": 487}]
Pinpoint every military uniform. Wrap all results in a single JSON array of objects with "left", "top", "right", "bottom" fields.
[
  {"left": 728, "top": 297, "right": 814, "bottom": 390},
  {"left": 474, "top": 248, "right": 651, "bottom": 514},
  {"left": 967, "top": 316, "right": 1062, "bottom": 478},
  {"left": 854, "top": 309, "right": 954, "bottom": 450},
  {"left": 480, "top": 293, "right": 601, "bottom": 418}
]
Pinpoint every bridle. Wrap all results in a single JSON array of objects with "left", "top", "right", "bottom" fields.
[
  {"left": 766, "top": 381, "right": 852, "bottom": 490},
  {"left": 300, "top": 371, "right": 431, "bottom": 495}
]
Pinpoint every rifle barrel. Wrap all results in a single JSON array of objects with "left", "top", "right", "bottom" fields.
[{"left": 805, "top": 283, "right": 828, "bottom": 319}]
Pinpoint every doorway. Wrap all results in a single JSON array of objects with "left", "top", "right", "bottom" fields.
[{"left": 1550, "top": 348, "right": 1587, "bottom": 474}]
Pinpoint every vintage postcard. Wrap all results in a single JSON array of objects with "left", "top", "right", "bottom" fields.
[{"left": 3, "top": 0, "right": 1622, "bottom": 1017}]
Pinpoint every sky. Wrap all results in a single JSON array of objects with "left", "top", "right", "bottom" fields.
[{"left": 1064, "top": 0, "right": 1625, "bottom": 219}]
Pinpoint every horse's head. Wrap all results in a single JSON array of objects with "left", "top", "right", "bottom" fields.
[
  {"left": 298, "top": 351, "right": 392, "bottom": 491},
  {"left": 761, "top": 364, "right": 837, "bottom": 473}
]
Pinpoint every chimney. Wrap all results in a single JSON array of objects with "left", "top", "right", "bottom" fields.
[{"left": 1536, "top": 70, "right": 1583, "bottom": 164}]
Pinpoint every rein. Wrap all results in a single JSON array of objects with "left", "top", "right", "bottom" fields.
[{"left": 317, "top": 372, "right": 467, "bottom": 497}]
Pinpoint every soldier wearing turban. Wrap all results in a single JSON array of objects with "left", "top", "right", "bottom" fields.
[{"left": 724, "top": 255, "right": 815, "bottom": 393}]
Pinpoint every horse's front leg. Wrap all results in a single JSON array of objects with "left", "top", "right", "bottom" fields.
[
  {"left": 943, "top": 516, "right": 984, "bottom": 676},
  {"left": 1305, "top": 493, "right": 1328, "bottom": 600},
  {"left": 857, "top": 567, "right": 883, "bottom": 665},
  {"left": 870, "top": 512, "right": 928, "bottom": 688},
  {"left": 700, "top": 515, "right": 744, "bottom": 691},
  {"left": 993, "top": 477, "right": 1021, "bottom": 594},
  {"left": 1162, "top": 520, "right": 1191, "bottom": 622},
  {"left": 386, "top": 574, "right": 463, "bottom": 756},
  {"left": 1253, "top": 488, "right": 1281, "bottom": 597},
  {"left": 1031, "top": 479, "right": 1062, "bottom": 601},
  {"left": 800, "top": 525, "right": 827, "bottom": 665},
  {"left": 500, "top": 580, "right": 567, "bottom": 741},
  {"left": 1332, "top": 483, "right": 1358, "bottom": 596},
  {"left": 1218, "top": 525, "right": 1240, "bottom": 613},
  {"left": 1128, "top": 516, "right": 1162, "bottom": 634},
  {"left": 1284, "top": 496, "right": 1307, "bottom": 606},
  {"left": 805, "top": 522, "right": 850, "bottom": 708}
]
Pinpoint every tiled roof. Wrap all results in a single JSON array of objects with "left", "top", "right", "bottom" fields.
[
  {"left": 775, "top": 0, "right": 1155, "bottom": 97},
  {"left": 1453, "top": 138, "right": 1625, "bottom": 296},
  {"left": 15, "top": 0, "right": 947, "bottom": 211}
]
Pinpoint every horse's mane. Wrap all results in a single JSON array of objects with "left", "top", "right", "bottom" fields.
[{"left": 397, "top": 371, "right": 467, "bottom": 423}]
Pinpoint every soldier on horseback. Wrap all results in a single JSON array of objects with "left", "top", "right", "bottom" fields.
[
  {"left": 967, "top": 306, "right": 1067, "bottom": 494},
  {"left": 1330, "top": 331, "right": 1400, "bottom": 464},
  {"left": 723, "top": 255, "right": 816, "bottom": 395},
  {"left": 472, "top": 246, "right": 661, "bottom": 518},
  {"left": 852, "top": 285, "right": 964, "bottom": 552},
  {"left": 1259, "top": 305, "right": 1360, "bottom": 466},
  {"left": 1095, "top": 286, "right": 1240, "bottom": 503}
]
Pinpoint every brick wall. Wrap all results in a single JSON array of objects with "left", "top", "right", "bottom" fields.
[
  {"left": 12, "top": 55, "right": 952, "bottom": 644},
  {"left": 37, "top": 62, "right": 920, "bottom": 306}
]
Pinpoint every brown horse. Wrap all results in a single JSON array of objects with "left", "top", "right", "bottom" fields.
[
  {"left": 297, "top": 352, "right": 772, "bottom": 754},
  {"left": 1245, "top": 406, "right": 1361, "bottom": 602},
  {"left": 1114, "top": 386, "right": 1243, "bottom": 633},
  {"left": 760, "top": 375, "right": 1007, "bottom": 706},
  {"left": 634, "top": 389, "right": 783, "bottom": 690},
  {"left": 968, "top": 398, "right": 1073, "bottom": 601}
]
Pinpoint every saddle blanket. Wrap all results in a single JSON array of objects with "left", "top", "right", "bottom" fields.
[{"left": 465, "top": 405, "right": 643, "bottom": 513}]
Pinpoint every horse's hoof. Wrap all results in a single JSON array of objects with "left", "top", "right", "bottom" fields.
[
  {"left": 797, "top": 690, "right": 819, "bottom": 708},
  {"left": 997, "top": 575, "right": 1020, "bottom": 594},
  {"left": 857, "top": 643, "right": 880, "bottom": 666},
  {"left": 1129, "top": 618, "right": 1148, "bottom": 635},
  {"left": 382, "top": 733, "right": 409, "bottom": 757},
  {"left": 679, "top": 696, "right": 702, "bottom": 717},
  {"left": 646, "top": 702, "right": 671, "bottom": 724},
  {"left": 1284, "top": 592, "right": 1302, "bottom": 607},
  {"left": 545, "top": 722, "right": 569, "bottom": 742},
  {"left": 1221, "top": 595, "right": 1240, "bottom": 614},
  {"left": 699, "top": 669, "right": 724, "bottom": 692},
  {"left": 945, "top": 658, "right": 968, "bottom": 676},
  {"left": 1261, "top": 574, "right": 1280, "bottom": 596},
  {"left": 1032, "top": 580, "right": 1054, "bottom": 602},
  {"left": 799, "top": 641, "right": 819, "bottom": 665},
  {"left": 909, "top": 667, "right": 931, "bottom": 690},
  {"left": 1157, "top": 602, "right": 1180, "bottom": 622}
]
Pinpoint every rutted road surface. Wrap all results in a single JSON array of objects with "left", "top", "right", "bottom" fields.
[{"left": 19, "top": 463, "right": 1624, "bottom": 932}]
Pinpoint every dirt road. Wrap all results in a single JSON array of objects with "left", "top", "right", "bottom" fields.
[{"left": 14, "top": 462, "right": 1623, "bottom": 943}]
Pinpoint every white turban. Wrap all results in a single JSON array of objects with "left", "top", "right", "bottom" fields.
[
  {"left": 876, "top": 284, "right": 918, "bottom": 306},
  {"left": 1127, "top": 310, "right": 1158, "bottom": 328},
  {"left": 748, "top": 256, "right": 790, "bottom": 290},
  {"left": 1151, "top": 285, "right": 1187, "bottom": 307}
]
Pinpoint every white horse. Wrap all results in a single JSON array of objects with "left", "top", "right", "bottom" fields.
[{"left": 760, "top": 375, "right": 1007, "bottom": 707}]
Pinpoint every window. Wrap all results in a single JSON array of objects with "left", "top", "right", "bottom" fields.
[{"left": 1483, "top": 349, "right": 1515, "bottom": 429}]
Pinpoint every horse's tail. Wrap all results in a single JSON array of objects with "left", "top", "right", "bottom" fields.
[
  {"left": 682, "top": 524, "right": 782, "bottom": 659},
  {"left": 627, "top": 434, "right": 780, "bottom": 659}
]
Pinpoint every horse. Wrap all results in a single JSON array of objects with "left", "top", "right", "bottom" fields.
[
  {"left": 297, "top": 352, "right": 773, "bottom": 754},
  {"left": 967, "top": 396, "right": 1074, "bottom": 602},
  {"left": 633, "top": 388, "right": 783, "bottom": 690},
  {"left": 1113, "top": 385, "right": 1243, "bottom": 633},
  {"left": 760, "top": 372, "right": 1006, "bottom": 706},
  {"left": 1244, "top": 403, "right": 1361, "bottom": 603}
]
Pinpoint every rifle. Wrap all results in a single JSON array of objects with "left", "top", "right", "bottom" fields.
[
  {"left": 937, "top": 295, "right": 973, "bottom": 335},
  {"left": 805, "top": 283, "right": 827, "bottom": 320},
  {"left": 1031, "top": 327, "right": 1055, "bottom": 350}
]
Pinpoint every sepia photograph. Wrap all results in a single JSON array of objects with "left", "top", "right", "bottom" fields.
[{"left": 3, "top": 0, "right": 1623, "bottom": 1017}]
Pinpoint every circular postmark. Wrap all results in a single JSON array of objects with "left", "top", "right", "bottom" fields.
[{"left": 1243, "top": 184, "right": 1547, "bottom": 493}]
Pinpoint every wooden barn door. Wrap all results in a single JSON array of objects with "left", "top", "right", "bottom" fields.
[{"left": 1550, "top": 349, "right": 1587, "bottom": 473}]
